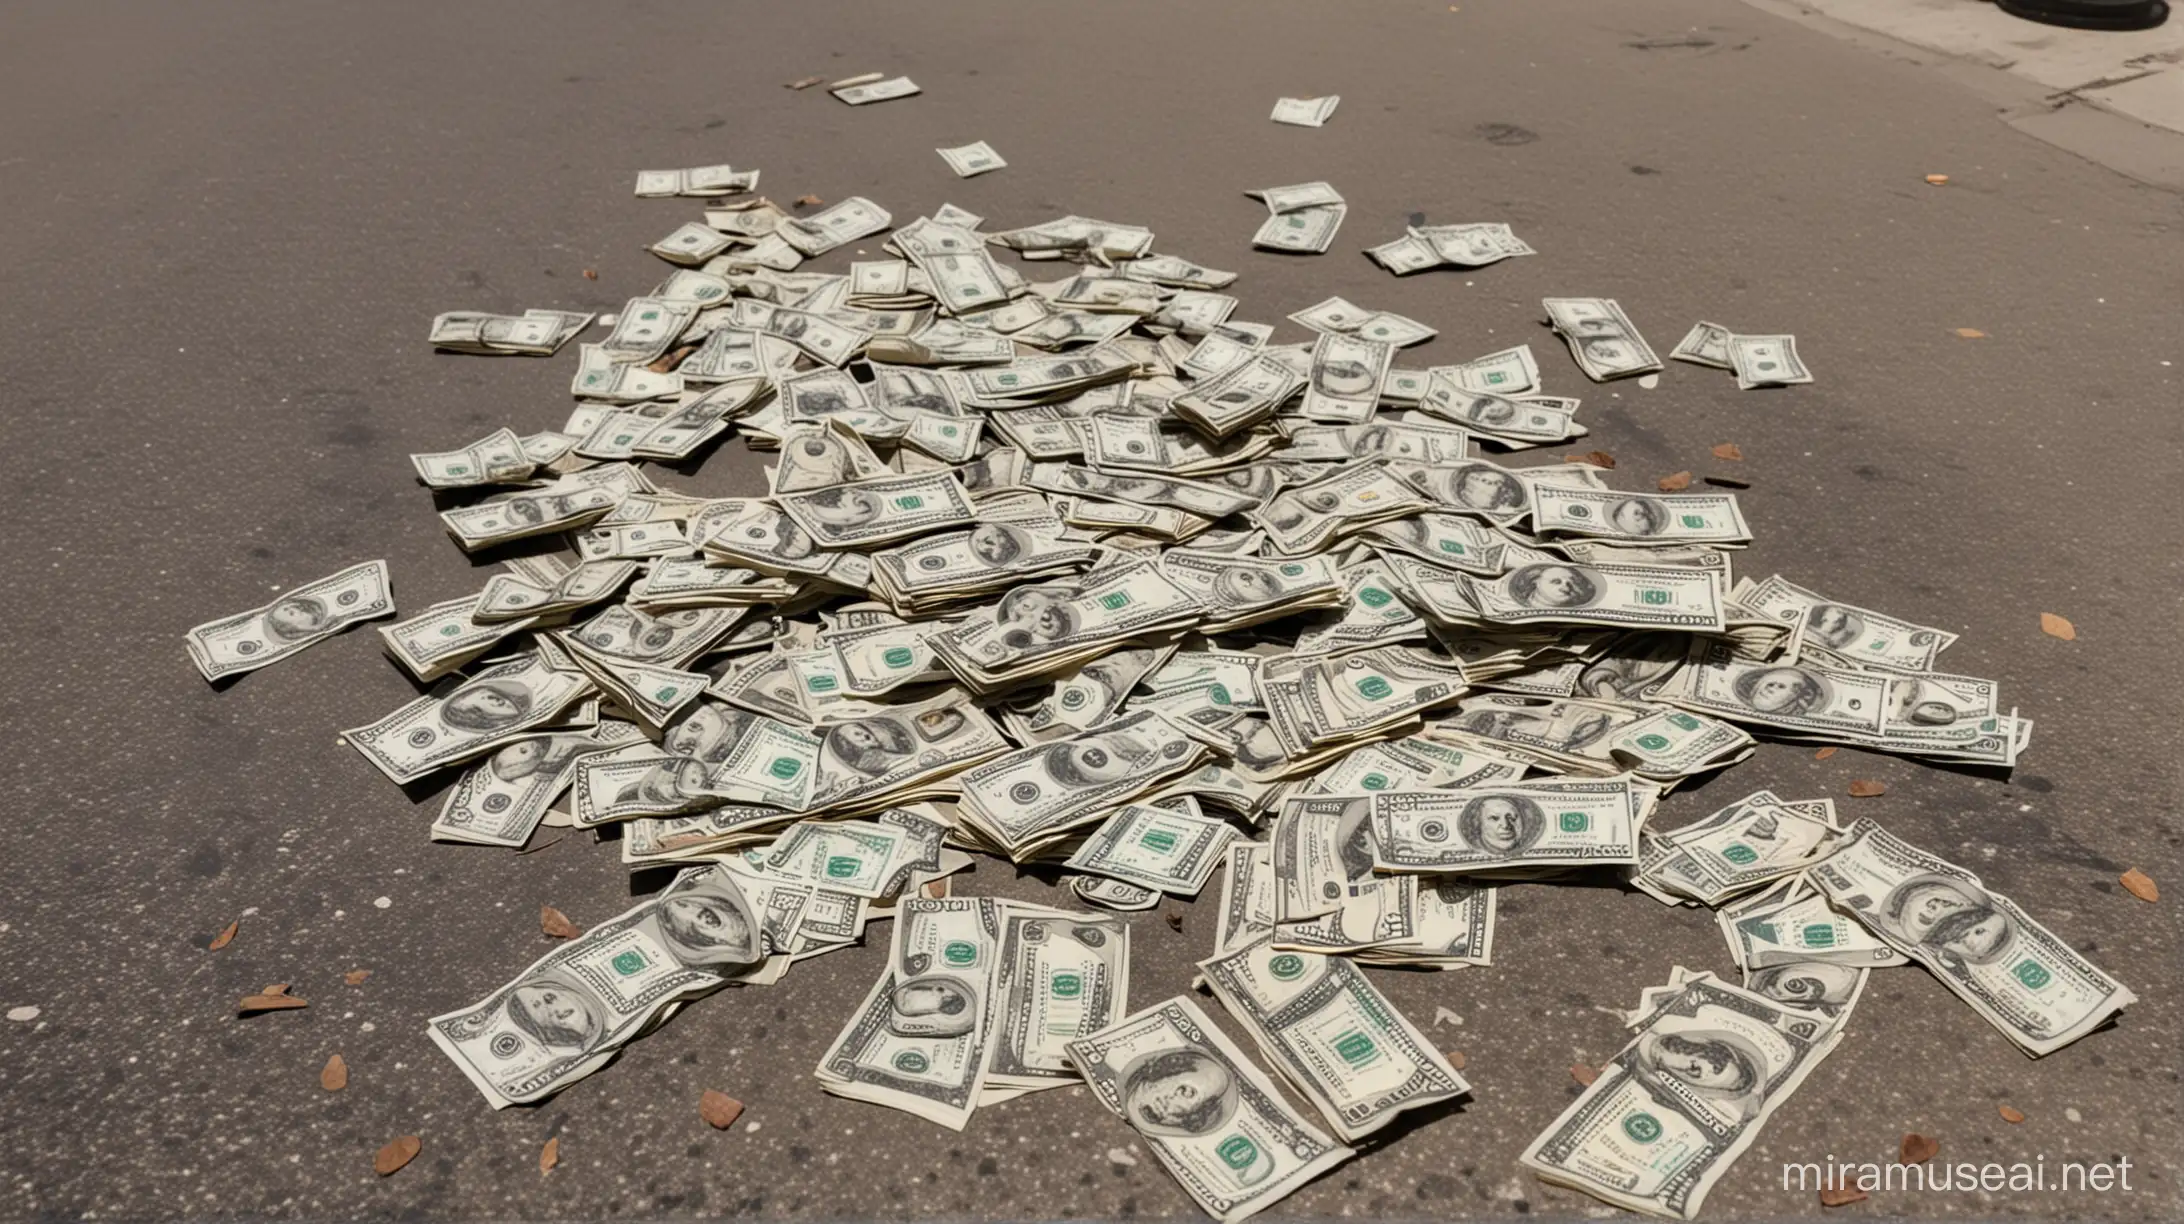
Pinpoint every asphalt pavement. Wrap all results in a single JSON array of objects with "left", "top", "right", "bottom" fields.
[{"left": 1, "top": 1, "right": 2180, "bottom": 1220}]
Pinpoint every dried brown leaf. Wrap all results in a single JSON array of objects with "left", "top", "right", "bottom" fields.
[
  {"left": 239, "top": 990, "right": 309, "bottom": 1015},
  {"left": 1814, "top": 747, "right": 1838, "bottom": 761},
  {"left": 1711, "top": 442, "right": 1744, "bottom": 461},
  {"left": 1899, "top": 1132, "right": 1938, "bottom": 1164},
  {"left": 786, "top": 76, "right": 825, "bottom": 90},
  {"left": 1954, "top": 328, "right": 1985, "bottom": 339},
  {"left": 1925, "top": 174, "right": 1950, "bottom": 185},
  {"left": 541, "top": 906, "right": 581, "bottom": 940},
  {"left": 1570, "top": 1063, "right": 1598, "bottom": 1086},
  {"left": 2040, "top": 613, "right": 2075, "bottom": 641},
  {"left": 344, "top": 969, "right": 373, "bottom": 986},
  {"left": 321, "top": 1053, "right": 349, "bottom": 1092},
  {"left": 374, "top": 1134, "right": 422, "bottom": 1177},
  {"left": 262, "top": 983, "right": 292, "bottom": 997},
  {"left": 1998, "top": 1104, "right": 2026, "bottom": 1124},
  {"left": 699, "top": 1089, "right": 745, "bottom": 1130},
  {"left": 539, "top": 1136, "right": 560, "bottom": 1174},
  {"left": 794, "top": 194, "right": 822, "bottom": 208},
  {"left": 1848, "top": 780, "right": 1887, "bottom": 798},
  {"left": 582, "top": 268, "right": 598, "bottom": 281},
  {"left": 1656, "top": 471, "right": 1693, "bottom": 492},
  {"left": 1703, "top": 475, "right": 1751, "bottom": 489},
  {"left": 646, "top": 344, "right": 697, "bottom": 375},
  {"left": 208, "top": 920, "right": 239, "bottom": 952},
  {"left": 1819, "top": 1186, "right": 1869, "bottom": 1207},
  {"left": 920, "top": 878, "right": 951, "bottom": 899},
  {"left": 1164, "top": 912, "right": 1184, "bottom": 933},
  {"left": 2119, "top": 868, "right": 2158, "bottom": 903},
  {"left": 1445, "top": 1050, "right": 1468, "bottom": 1070},
  {"left": 1582, "top": 451, "right": 1616, "bottom": 469}
]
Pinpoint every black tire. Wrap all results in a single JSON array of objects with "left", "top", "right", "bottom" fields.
[{"left": 1996, "top": 0, "right": 2169, "bottom": 30}]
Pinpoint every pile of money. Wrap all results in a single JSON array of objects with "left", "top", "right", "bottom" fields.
[
  {"left": 1671, "top": 321, "right": 1813, "bottom": 388},
  {"left": 191, "top": 160, "right": 2124, "bottom": 1223}
]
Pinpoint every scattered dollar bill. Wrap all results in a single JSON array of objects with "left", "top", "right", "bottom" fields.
[
  {"left": 1812, "top": 820, "right": 2133, "bottom": 1055},
  {"left": 186, "top": 560, "right": 394, "bottom": 681},
  {"left": 1270, "top": 96, "right": 1339, "bottom": 126},
  {"left": 1542, "top": 297, "right": 1662, "bottom": 381},
  {"left": 936, "top": 141, "right": 1006, "bottom": 177},
  {"left": 1519, "top": 971, "right": 1845, "bottom": 1218},
  {"left": 1067, "top": 996, "right": 1354, "bottom": 1222},
  {"left": 832, "top": 76, "right": 921, "bottom": 105}
]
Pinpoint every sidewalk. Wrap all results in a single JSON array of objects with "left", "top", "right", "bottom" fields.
[{"left": 1746, "top": 0, "right": 2184, "bottom": 187}]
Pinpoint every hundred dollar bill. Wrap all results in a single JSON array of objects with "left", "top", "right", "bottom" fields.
[
  {"left": 634, "top": 164, "right": 758, "bottom": 197},
  {"left": 932, "top": 561, "right": 1204, "bottom": 688},
  {"left": 1264, "top": 646, "right": 1468, "bottom": 755},
  {"left": 1811, "top": 819, "right": 2133, "bottom": 1056},
  {"left": 1361, "top": 875, "right": 1497, "bottom": 968},
  {"left": 1071, "top": 874, "right": 1163, "bottom": 911},
  {"left": 1253, "top": 462, "right": 1429, "bottom": 555},
  {"left": 379, "top": 594, "right": 542, "bottom": 681},
  {"left": 432, "top": 721, "right": 649, "bottom": 847},
  {"left": 804, "top": 696, "right": 1012, "bottom": 818},
  {"left": 1368, "top": 775, "right": 1646, "bottom": 873},
  {"left": 429, "top": 308, "right": 592, "bottom": 356},
  {"left": 689, "top": 499, "right": 862, "bottom": 583},
  {"left": 1364, "top": 233, "right": 1443, "bottom": 276},
  {"left": 935, "top": 141, "right": 1005, "bottom": 177},
  {"left": 1172, "top": 353, "right": 1307, "bottom": 437},
  {"left": 1298, "top": 332, "right": 1394, "bottom": 424},
  {"left": 477, "top": 559, "right": 636, "bottom": 623},
  {"left": 1063, "top": 803, "right": 1238, "bottom": 896},
  {"left": 1518, "top": 972, "right": 1844, "bottom": 1219},
  {"left": 1669, "top": 321, "right": 1734, "bottom": 369},
  {"left": 428, "top": 864, "right": 793, "bottom": 1107},
  {"left": 1159, "top": 550, "right": 1343, "bottom": 634},
  {"left": 344, "top": 653, "right": 592, "bottom": 784},
  {"left": 777, "top": 197, "right": 894, "bottom": 257},
  {"left": 1651, "top": 641, "right": 2028, "bottom": 765},
  {"left": 597, "top": 297, "right": 697, "bottom": 365},
  {"left": 1215, "top": 842, "right": 1279, "bottom": 954},
  {"left": 1031, "top": 465, "right": 1261, "bottom": 519},
  {"left": 1736, "top": 573, "right": 1957, "bottom": 673},
  {"left": 1253, "top": 203, "right": 1346, "bottom": 254},
  {"left": 1637, "top": 791, "right": 1843, "bottom": 905},
  {"left": 1722, "top": 881, "right": 1906, "bottom": 971},
  {"left": 832, "top": 76, "right": 920, "bottom": 105},
  {"left": 1120, "top": 254, "right": 1239, "bottom": 290},
  {"left": 438, "top": 475, "right": 631, "bottom": 552},
  {"left": 1307, "top": 737, "right": 1528, "bottom": 795},
  {"left": 411, "top": 429, "right": 535, "bottom": 488},
  {"left": 1541, "top": 297, "right": 1662, "bottom": 381},
  {"left": 1288, "top": 419, "right": 1472, "bottom": 465},
  {"left": 814, "top": 897, "right": 998, "bottom": 1128},
  {"left": 1415, "top": 375, "right": 1582, "bottom": 444},
  {"left": 1729, "top": 334, "right": 1811, "bottom": 389},
  {"left": 761, "top": 815, "right": 938, "bottom": 898},
  {"left": 1530, "top": 486, "right": 1752, "bottom": 545},
  {"left": 1408, "top": 222, "right": 1535, "bottom": 268},
  {"left": 774, "top": 472, "right": 976, "bottom": 548},
  {"left": 1271, "top": 795, "right": 1381, "bottom": 922},
  {"left": 649, "top": 222, "right": 733, "bottom": 266},
  {"left": 569, "top": 343, "right": 681, "bottom": 402},
  {"left": 186, "top": 560, "right": 394, "bottom": 681},
  {"left": 1065, "top": 996, "right": 1354, "bottom": 1223},
  {"left": 957, "top": 711, "right": 1209, "bottom": 858},
  {"left": 1461, "top": 561, "right": 1727, "bottom": 630},
  {"left": 987, "top": 906, "right": 1131, "bottom": 1091},
  {"left": 1198, "top": 941, "right": 1468, "bottom": 1140}
]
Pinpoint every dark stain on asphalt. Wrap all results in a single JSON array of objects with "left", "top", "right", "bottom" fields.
[
  {"left": 1630, "top": 164, "right": 1660, "bottom": 175},
  {"left": 1625, "top": 34, "right": 1717, "bottom": 50},
  {"left": 1408, "top": 211, "right": 1427, "bottom": 227},
  {"left": 1853, "top": 464, "right": 1884, "bottom": 481},
  {"left": 2017, "top": 774, "right": 2056, "bottom": 793},
  {"left": 184, "top": 842, "right": 225, "bottom": 878},
  {"left": 1477, "top": 122, "right": 1538, "bottom": 146}
]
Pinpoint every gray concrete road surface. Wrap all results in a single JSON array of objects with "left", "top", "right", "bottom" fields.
[{"left": 1, "top": 1, "right": 2179, "bottom": 1220}]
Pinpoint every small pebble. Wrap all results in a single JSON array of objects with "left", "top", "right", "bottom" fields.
[
  {"left": 1107, "top": 1147, "right": 1138, "bottom": 1167},
  {"left": 6, "top": 1006, "right": 40, "bottom": 1023},
  {"left": 1638, "top": 373, "right": 1660, "bottom": 389},
  {"left": 373, "top": 896, "right": 392, "bottom": 909},
  {"left": 2065, "top": 1107, "right": 2083, "bottom": 1123}
]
